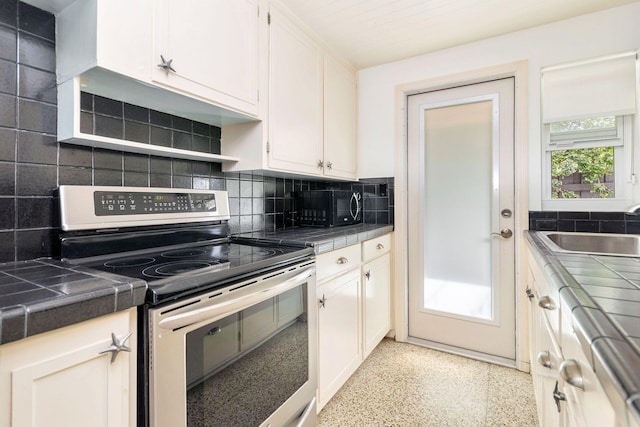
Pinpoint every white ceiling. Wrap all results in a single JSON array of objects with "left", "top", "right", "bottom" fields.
[{"left": 280, "top": 0, "right": 640, "bottom": 69}]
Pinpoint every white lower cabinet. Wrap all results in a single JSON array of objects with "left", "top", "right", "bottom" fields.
[
  {"left": 0, "top": 309, "right": 137, "bottom": 427},
  {"left": 527, "top": 244, "right": 622, "bottom": 427},
  {"left": 362, "top": 235, "right": 391, "bottom": 359},
  {"left": 316, "top": 233, "right": 392, "bottom": 412},
  {"left": 317, "top": 268, "right": 361, "bottom": 411},
  {"left": 529, "top": 287, "right": 564, "bottom": 426}
]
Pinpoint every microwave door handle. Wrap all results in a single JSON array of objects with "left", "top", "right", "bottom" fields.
[
  {"left": 350, "top": 193, "right": 361, "bottom": 221},
  {"left": 158, "top": 267, "right": 315, "bottom": 331}
]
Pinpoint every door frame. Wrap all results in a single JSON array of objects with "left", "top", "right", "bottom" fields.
[{"left": 391, "top": 60, "right": 530, "bottom": 372}]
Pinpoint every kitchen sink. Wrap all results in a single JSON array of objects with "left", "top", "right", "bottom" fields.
[{"left": 537, "top": 231, "right": 640, "bottom": 257}]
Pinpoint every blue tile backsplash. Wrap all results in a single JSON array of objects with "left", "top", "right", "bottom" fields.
[{"left": 0, "top": 1, "right": 393, "bottom": 263}]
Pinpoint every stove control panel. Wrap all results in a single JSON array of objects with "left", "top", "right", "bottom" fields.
[{"left": 94, "top": 191, "right": 217, "bottom": 216}]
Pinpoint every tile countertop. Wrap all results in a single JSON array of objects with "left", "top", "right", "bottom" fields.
[
  {"left": 526, "top": 231, "right": 640, "bottom": 426},
  {"left": 0, "top": 259, "right": 147, "bottom": 345},
  {"left": 233, "top": 224, "right": 394, "bottom": 254},
  {"left": 0, "top": 224, "right": 392, "bottom": 345}
]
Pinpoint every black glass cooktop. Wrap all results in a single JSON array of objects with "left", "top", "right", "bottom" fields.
[{"left": 83, "top": 241, "right": 313, "bottom": 304}]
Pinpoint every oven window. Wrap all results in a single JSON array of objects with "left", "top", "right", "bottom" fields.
[{"left": 185, "top": 284, "right": 308, "bottom": 426}]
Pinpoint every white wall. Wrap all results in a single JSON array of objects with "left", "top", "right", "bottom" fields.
[{"left": 358, "top": 2, "right": 640, "bottom": 210}]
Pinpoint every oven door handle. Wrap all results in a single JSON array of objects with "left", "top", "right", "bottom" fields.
[{"left": 158, "top": 266, "right": 315, "bottom": 331}]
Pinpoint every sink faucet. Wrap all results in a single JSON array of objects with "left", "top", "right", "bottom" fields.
[{"left": 625, "top": 204, "right": 640, "bottom": 215}]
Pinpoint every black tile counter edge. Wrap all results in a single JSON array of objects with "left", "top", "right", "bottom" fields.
[
  {"left": 526, "top": 231, "right": 640, "bottom": 423},
  {"left": 0, "top": 260, "right": 147, "bottom": 345},
  {"left": 233, "top": 224, "right": 394, "bottom": 254}
]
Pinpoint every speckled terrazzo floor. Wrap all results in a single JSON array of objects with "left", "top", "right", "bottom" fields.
[{"left": 318, "top": 339, "right": 538, "bottom": 427}]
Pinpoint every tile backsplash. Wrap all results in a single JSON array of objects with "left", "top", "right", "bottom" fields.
[
  {"left": 0, "top": 1, "right": 393, "bottom": 263},
  {"left": 529, "top": 211, "right": 640, "bottom": 234}
]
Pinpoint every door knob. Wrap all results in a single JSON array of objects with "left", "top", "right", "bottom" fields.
[{"left": 490, "top": 228, "right": 513, "bottom": 239}]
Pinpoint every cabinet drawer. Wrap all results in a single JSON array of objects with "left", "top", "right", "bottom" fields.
[
  {"left": 528, "top": 251, "right": 561, "bottom": 344},
  {"left": 316, "top": 244, "right": 361, "bottom": 282},
  {"left": 362, "top": 234, "right": 391, "bottom": 262}
]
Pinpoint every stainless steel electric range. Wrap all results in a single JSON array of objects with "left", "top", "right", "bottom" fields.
[{"left": 58, "top": 185, "right": 317, "bottom": 427}]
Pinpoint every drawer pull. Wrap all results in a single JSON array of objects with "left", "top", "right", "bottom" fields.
[
  {"left": 559, "top": 359, "right": 584, "bottom": 390},
  {"left": 376, "top": 243, "right": 384, "bottom": 250},
  {"left": 538, "top": 295, "right": 556, "bottom": 311},
  {"left": 207, "top": 326, "right": 222, "bottom": 336},
  {"left": 336, "top": 257, "right": 349, "bottom": 265},
  {"left": 537, "top": 350, "right": 552, "bottom": 368},
  {"left": 365, "top": 270, "right": 371, "bottom": 280}
]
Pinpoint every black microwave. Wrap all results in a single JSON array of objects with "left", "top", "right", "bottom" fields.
[{"left": 296, "top": 190, "right": 362, "bottom": 227}]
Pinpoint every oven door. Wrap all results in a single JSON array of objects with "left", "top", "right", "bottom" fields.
[{"left": 149, "top": 263, "right": 317, "bottom": 427}]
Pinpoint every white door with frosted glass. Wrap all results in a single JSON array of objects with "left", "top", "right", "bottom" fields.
[{"left": 407, "top": 78, "right": 515, "bottom": 361}]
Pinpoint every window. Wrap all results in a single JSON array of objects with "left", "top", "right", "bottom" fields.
[
  {"left": 541, "top": 52, "right": 637, "bottom": 210},
  {"left": 544, "top": 116, "right": 630, "bottom": 203}
]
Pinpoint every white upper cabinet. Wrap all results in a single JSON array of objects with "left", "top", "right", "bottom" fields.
[
  {"left": 324, "top": 55, "right": 358, "bottom": 180},
  {"left": 152, "top": 0, "right": 259, "bottom": 117},
  {"left": 56, "top": 0, "right": 357, "bottom": 176},
  {"left": 222, "top": 1, "right": 358, "bottom": 180},
  {"left": 56, "top": 0, "right": 152, "bottom": 84},
  {"left": 268, "top": 3, "right": 324, "bottom": 176},
  {"left": 56, "top": 0, "right": 259, "bottom": 129}
]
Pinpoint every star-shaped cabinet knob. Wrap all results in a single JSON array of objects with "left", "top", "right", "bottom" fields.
[
  {"left": 99, "top": 332, "right": 132, "bottom": 364},
  {"left": 157, "top": 55, "right": 176, "bottom": 75}
]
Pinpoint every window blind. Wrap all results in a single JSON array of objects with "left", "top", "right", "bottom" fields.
[{"left": 541, "top": 52, "right": 637, "bottom": 123}]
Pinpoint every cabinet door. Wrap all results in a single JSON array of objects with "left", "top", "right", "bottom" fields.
[
  {"left": 0, "top": 310, "right": 136, "bottom": 427},
  {"left": 318, "top": 270, "right": 361, "bottom": 410},
  {"left": 324, "top": 55, "right": 358, "bottom": 180},
  {"left": 268, "top": 4, "right": 324, "bottom": 176},
  {"left": 535, "top": 306, "right": 564, "bottom": 427},
  {"left": 528, "top": 263, "right": 564, "bottom": 427},
  {"left": 362, "top": 253, "right": 391, "bottom": 358},
  {"left": 153, "top": 0, "right": 258, "bottom": 115}
]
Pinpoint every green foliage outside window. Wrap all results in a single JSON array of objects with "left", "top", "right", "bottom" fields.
[
  {"left": 551, "top": 147, "right": 614, "bottom": 198},
  {"left": 550, "top": 116, "right": 616, "bottom": 199}
]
